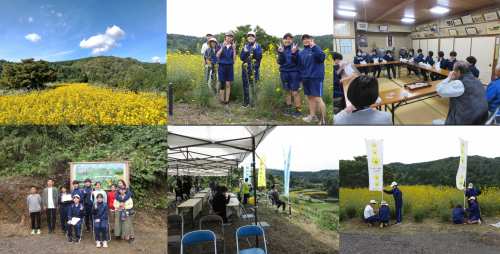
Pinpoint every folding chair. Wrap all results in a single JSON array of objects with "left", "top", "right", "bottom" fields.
[
  {"left": 200, "top": 215, "right": 226, "bottom": 254},
  {"left": 250, "top": 208, "right": 270, "bottom": 246},
  {"left": 183, "top": 193, "right": 189, "bottom": 201},
  {"left": 168, "top": 200, "right": 176, "bottom": 214},
  {"left": 177, "top": 196, "right": 184, "bottom": 205},
  {"left": 236, "top": 225, "right": 267, "bottom": 254},
  {"left": 181, "top": 230, "right": 217, "bottom": 254},
  {"left": 92, "top": 219, "right": 112, "bottom": 243},
  {"left": 168, "top": 214, "right": 184, "bottom": 247},
  {"left": 237, "top": 203, "right": 254, "bottom": 227},
  {"left": 485, "top": 107, "right": 500, "bottom": 125},
  {"left": 66, "top": 220, "right": 84, "bottom": 241}
]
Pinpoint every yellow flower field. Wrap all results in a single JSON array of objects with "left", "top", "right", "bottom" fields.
[
  {"left": 340, "top": 185, "right": 500, "bottom": 220},
  {"left": 0, "top": 83, "right": 167, "bottom": 125}
]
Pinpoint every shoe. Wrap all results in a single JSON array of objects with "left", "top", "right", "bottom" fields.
[
  {"left": 31, "top": 229, "right": 35, "bottom": 235},
  {"left": 318, "top": 119, "right": 327, "bottom": 125},
  {"left": 222, "top": 223, "right": 231, "bottom": 226},
  {"left": 110, "top": 229, "right": 114, "bottom": 234},
  {"left": 129, "top": 238, "right": 135, "bottom": 244},
  {"left": 480, "top": 218, "right": 485, "bottom": 222},
  {"left": 380, "top": 223, "right": 383, "bottom": 229},
  {"left": 282, "top": 211, "right": 287, "bottom": 215},
  {"left": 368, "top": 222, "right": 373, "bottom": 227},
  {"left": 384, "top": 223, "right": 388, "bottom": 227},
  {"left": 68, "top": 236, "right": 73, "bottom": 243},
  {"left": 220, "top": 101, "right": 224, "bottom": 106},
  {"left": 103, "top": 241, "right": 108, "bottom": 248},
  {"left": 242, "top": 103, "right": 248, "bottom": 108},
  {"left": 274, "top": 209, "right": 279, "bottom": 213},
  {"left": 394, "top": 222, "right": 401, "bottom": 225},
  {"left": 285, "top": 108, "right": 292, "bottom": 116},
  {"left": 96, "top": 241, "right": 102, "bottom": 248},
  {"left": 293, "top": 110, "right": 301, "bottom": 119},
  {"left": 302, "top": 115, "right": 318, "bottom": 123},
  {"left": 37, "top": 229, "right": 41, "bottom": 235},
  {"left": 478, "top": 219, "right": 481, "bottom": 225},
  {"left": 388, "top": 76, "right": 392, "bottom": 80},
  {"left": 118, "top": 236, "right": 123, "bottom": 242},
  {"left": 75, "top": 238, "right": 81, "bottom": 244},
  {"left": 225, "top": 102, "right": 229, "bottom": 108}
]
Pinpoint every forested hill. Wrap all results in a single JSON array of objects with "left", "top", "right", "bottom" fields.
[
  {"left": 267, "top": 169, "right": 338, "bottom": 181},
  {"left": 0, "top": 56, "right": 165, "bottom": 92}
]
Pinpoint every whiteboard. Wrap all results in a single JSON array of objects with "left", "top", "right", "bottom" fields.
[
  {"left": 440, "top": 38, "right": 455, "bottom": 57},
  {"left": 471, "top": 37, "right": 496, "bottom": 84},
  {"left": 454, "top": 37, "right": 471, "bottom": 61},
  {"left": 428, "top": 39, "right": 439, "bottom": 57}
]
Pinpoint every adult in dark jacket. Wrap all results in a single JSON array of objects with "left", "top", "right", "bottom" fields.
[
  {"left": 209, "top": 178, "right": 219, "bottom": 195},
  {"left": 182, "top": 179, "right": 191, "bottom": 199},
  {"left": 452, "top": 202, "right": 468, "bottom": 224},
  {"left": 378, "top": 201, "right": 391, "bottom": 228},
  {"left": 433, "top": 61, "right": 488, "bottom": 125},
  {"left": 465, "top": 197, "right": 481, "bottom": 224},
  {"left": 383, "top": 182, "right": 403, "bottom": 225},
  {"left": 212, "top": 186, "right": 231, "bottom": 225}
]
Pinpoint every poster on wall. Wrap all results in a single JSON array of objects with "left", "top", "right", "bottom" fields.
[
  {"left": 358, "top": 35, "right": 368, "bottom": 47},
  {"left": 339, "top": 39, "right": 353, "bottom": 54},
  {"left": 386, "top": 36, "right": 393, "bottom": 47},
  {"left": 334, "top": 20, "right": 350, "bottom": 36},
  {"left": 70, "top": 162, "right": 130, "bottom": 191}
]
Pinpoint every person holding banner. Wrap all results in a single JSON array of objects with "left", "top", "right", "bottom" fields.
[
  {"left": 465, "top": 197, "right": 481, "bottom": 225},
  {"left": 382, "top": 182, "right": 403, "bottom": 225},
  {"left": 452, "top": 202, "right": 468, "bottom": 224},
  {"left": 363, "top": 200, "right": 379, "bottom": 227},
  {"left": 465, "top": 183, "right": 484, "bottom": 221}
]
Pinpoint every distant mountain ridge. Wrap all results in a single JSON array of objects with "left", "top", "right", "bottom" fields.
[{"left": 266, "top": 169, "right": 339, "bottom": 181}]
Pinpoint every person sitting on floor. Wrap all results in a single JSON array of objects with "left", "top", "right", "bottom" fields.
[
  {"left": 432, "top": 61, "right": 488, "bottom": 125},
  {"left": 364, "top": 200, "right": 379, "bottom": 227},
  {"left": 465, "top": 197, "right": 481, "bottom": 225},
  {"left": 442, "top": 51, "right": 458, "bottom": 71},
  {"left": 452, "top": 202, "right": 468, "bottom": 224},
  {"left": 378, "top": 200, "right": 391, "bottom": 228}
]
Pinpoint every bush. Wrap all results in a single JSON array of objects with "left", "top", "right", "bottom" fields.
[
  {"left": 0, "top": 58, "right": 57, "bottom": 90},
  {"left": 439, "top": 208, "right": 452, "bottom": 222},
  {"left": 412, "top": 208, "right": 428, "bottom": 222},
  {"left": 346, "top": 206, "right": 357, "bottom": 219},
  {"left": 339, "top": 210, "right": 348, "bottom": 222}
]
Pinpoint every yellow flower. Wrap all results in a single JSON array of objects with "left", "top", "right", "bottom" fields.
[
  {"left": 276, "top": 88, "right": 280, "bottom": 91},
  {"left": 461, "top": 142, "right": 465, "bottom": 148},
  {"left": 371, "top": 142, "right": 377, "bottom": 149},
  {"left": 372, "top": 149, "right": 378, "bottom": 156},
  {"left": 371, "top": 156, "right": 381, "bottom": 166}
]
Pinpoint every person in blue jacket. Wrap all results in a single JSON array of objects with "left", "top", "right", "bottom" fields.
[
  {"left": 58, "top": 185, "right": 71, "bottom": 233},
  {"left": 204, "top": 38, "right": 219, "bottom": 94},
  {"left": 442, "top": 51, "right": 458, "bottom": 71},
  {"left": 216, "top": 32, "right": 237, "bottom": 108},
  {"left": 465, "top": 196, "right": 481, "bottom": 224},
  {"left": 383, "top": 50, "right": 396, "bottom": 80},
  {"left": 378, "top": 200, "right": 391, "bottom": 228},
  {"left": 92, "top": 193, "right": 109, "bottom": 248},
  {"left": 431, "top": 51, "right": 447, "bottom": 81},
  {"left": 116, "top": 180, "right": 132, "bottom": 204},
  {"left": 406, "top": 49, "right": 418, "bottom": 77},
  {"left": 466, "top": 56, "right": 480, "bottom": 78},
  {"left": 298, "top": 34, "right": 327, "bottom": 125},
  {"left": 383, "top": 182, "right": 403, "bottom": 225},
  {"left": 277, "top": 33, "right": 302, "bottom": 118},
  {"left": 485, "top": 64, "right": 500, "bottom": 124},
  {"left": 71, "top": 180, "right": 84, "bottom": 205},
  {"left": 240, "top": 31, "right": 263, "bottom": 109},
  {"left": 464, "top": 183, "right": 482, "bottom": 208},
  {"left": 83, "top": 179, "right": 95, "bottom": 232},
  {"left": 353, "top": 49, "right": 368, "bottom": 75},
  {"left": 369, "top": 49, "right": 381, "bottom": 78},
  {"left": 67, "top": 194, "right": 86, "bottom": 244},
  {"left": 452, "top": 202, "right": 468, "bottom": 224},
  {"left": 420, "top": 51, "right": 435, "bottom": 81}
]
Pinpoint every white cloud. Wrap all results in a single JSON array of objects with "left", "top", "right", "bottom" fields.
[
  {"left": 79, "top": 25, "right": 126, "bottom": 54},
  {"left": 28, "top": 17, "right": 33, "bottom": 22},
  {"left": 51, "top": 10, "right": 55, "bottom": 14},
  {"left": 25, "top": 33, "right": 42, "bottom": 43},
  {"left": 152, "top": 56, "right": 164, "bottom": 63},
  {"left": 56, "top": 12, "right": 62, "bottom": 17},
  {"left": 63, "top": 23, "right": 66, "bottom": 26}
]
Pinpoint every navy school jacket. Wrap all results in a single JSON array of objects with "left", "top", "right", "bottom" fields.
[
  {"left": 240, "top": 42, "right": 263, "bottom": 68},
  {"left": 423, "top": 56, "right": 435, "bottom": 66},
  {"left": 92, "top": 202, "right": 109, "bottom": 222},
  {"left": 298, "top": 45, "right": 325, "bottom": 81},
  {"left": 83, "top": 186, "right": 95, "bottom": 206},
  {"left": 465, "top": 202, "right": 481, "bottom": 218},
  {"left": 415, "top": 53, "right": 425, "bottom": 63},
  {"left": 442, "top": 58, "right": 457, "bottom": 71},
  {"left": 383, "top": 187, "right": 403, "bottom": 205},
  {"left": 204, "top": 48, "right": 218, "bottom": 66},
  {"left": 465, "top": 188, "right": 482, "bottom": 200},
  {"left": 216, "top": 43, "right": 236, "bottom": 65},
  {"left": 470, "top": 65, "right": 480, "bottom": 78},
  {"left": 334, "top": 64, "right": 344, "bottom": 97},
  {"left": 378, "top": 205, "right": 391, "bottom": 221},
  {"left": 71, "top": 188, "right": 84, "bottom": 204},
  {"left": 58, "top": 193, "right": 71, "bottom": 207},
  {"left": 369, "top": 54, "right": 380, "bottom": 63},
  {"left": 452, "top": 207, "right": 467, "bottom": 222},
  {"left": 68, "top": 203, "right": 86, "bottom": 221},
  {"left": 383, "top": 54, "right": 395, "bottom": 62},
  {"left": 277, "top": 45, "right": 300, "bottom": 72},
  {"left": 353, "top": 55, "right": 366, "bottom": 64}
]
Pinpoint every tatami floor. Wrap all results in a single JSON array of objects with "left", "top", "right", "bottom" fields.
[{"left": 374, "top": 69, "right": 449, "bottom": 125}]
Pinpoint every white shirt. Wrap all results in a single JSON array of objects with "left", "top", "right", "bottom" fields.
[
  {"left": 201, "top": 42, "right": 209, "bottom": 54},
  {"left": 436, "top": 78, "right": 465, "bottom": 98},
  {"left": 364, "top": 205, "right": 374, "bottom": 219},
  {"left": 47, "top": 188, "right": 55, "bottom": 209}
]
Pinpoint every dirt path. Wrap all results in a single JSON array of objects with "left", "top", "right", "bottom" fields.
[{"left": 340, "top": 232, "right": 500, "bottom": 253}]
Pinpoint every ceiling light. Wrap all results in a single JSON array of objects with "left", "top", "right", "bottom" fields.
[
  {"left": 401, "top": 18, "right": 415, "bottom": 22},
  {"left": 429, "top": 6, "right": 450, "bottom": 14},
  {"left": 338, "top": 10, "right": 357, "bottom": 16}
]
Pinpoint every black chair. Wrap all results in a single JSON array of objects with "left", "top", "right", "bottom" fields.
[
  {"left": 200, "top": 215, "right": 226, "bottom": 254},
  {"left": 168, "top": 214, "right": 184, "bottom": 246}
]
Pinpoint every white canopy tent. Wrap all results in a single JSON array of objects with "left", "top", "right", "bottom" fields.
[{"left": 167, "top": 168, "right": 229, "bottom": 176}]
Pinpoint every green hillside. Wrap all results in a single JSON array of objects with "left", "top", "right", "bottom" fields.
[{"left": 267, "top": 169, "right": 339, "bottom": 181}]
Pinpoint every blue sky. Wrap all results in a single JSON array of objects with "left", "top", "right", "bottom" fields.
[{"left": 0, "top": 0, "right": 165, "bottom": 63}]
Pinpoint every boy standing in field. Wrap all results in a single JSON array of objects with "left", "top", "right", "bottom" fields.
[
  {"left": 27, "top": 186, "right": 42, "bottom": 235},
  {"left": 240, "top": 31, "right": 263, "bottom": 108},
  {"left": 71, "top": 180, "right": 84, "bottom": 202},
  {"left": 43, "top": 178, "right": 58, "bottom": 234},
  {"left": 298, "top": 34, "right": 327, "bottom": 125},
  {"left": 277, "top": 33, "right": 301, "bottom": 118},
  {"left": 58, "top": 185, "right": 71, "bottom": 234},
  {"left": 83, "top": 179, "right": 95, "bottom": 232},
  {"left": 216, "top": 32, "right": 237, "bottom": 107},
  {"left": 205, "top": 38, "right": 219, "bottom": 94}
]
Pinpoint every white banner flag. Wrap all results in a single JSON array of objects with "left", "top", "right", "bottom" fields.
[
  {"left": 365, "top": 139, "right": 383, "bottom": 191},
  {"left": 456, "top": 138, "right": 468, "bottom": 190}
]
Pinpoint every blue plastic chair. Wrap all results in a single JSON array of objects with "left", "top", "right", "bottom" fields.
[
  {"left": 181, "top": 230, "right": 217, "bottom": 254},
  {"left": 236, "top": 226, "right": 267, "bottom": 254}
]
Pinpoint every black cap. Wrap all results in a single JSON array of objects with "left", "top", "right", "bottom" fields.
[{"left": 119, "top": 185, "right": 127, "bottom": 190}]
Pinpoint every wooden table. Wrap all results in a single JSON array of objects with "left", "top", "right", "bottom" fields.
[
  {"left": 353, "top": 61, "right": 403, "bottom": 78},
  {"left": 176, "top": 198, "right": 202, "bottom": 229}
]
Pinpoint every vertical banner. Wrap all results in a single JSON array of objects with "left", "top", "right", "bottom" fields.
[
  {"left": 284, "top": 146, "right": 291, "bottom": 197},
  {"left": 243, "top": 162, "right": 252, "bottom": 185},
  {"left": 456, "top": 138, "right": 468, "bottom": 189},
  {"left": 365, "top": 140, "right": 383, "bottom": 191},
  {"left": 258, "top": 154, "right": 266, "bottom": 188}
]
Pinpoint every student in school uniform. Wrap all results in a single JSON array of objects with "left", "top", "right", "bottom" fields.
[
  {"left": 406, "top": 49, "right": 418, "bottom": 77},
  {"left": 383, "top": 50, "right": 396, "bottom": 80},
  {"left": 442, "top": 51, "right": 458, "bottom": 71},
  {"left": 334, "top": 52, "right": 357, "bottom": 111},
  {"left": 58, "top": 186, "right": 71, "bottom": 234},
  {"left": 466, "top": 56, "right": 480, "bottom": 78},
  {"left": 430, "top": 51, "right": 447, "bottom": 81},
  {"left": 485, "top": 63, "right": 500, "bottom": 123},
  {"left": 353, "top": 49, "right": 368, "bottom": 75},
  {"left": 420, "top": 51, "right": 435, "bottom": 81},
  {"left": 216, "top": 31, "right": 237, "bottom": 107},
  {"left": 369, "top": 49, "right": 381, "bottom": 78},
  {"left": 413, "top": 49, "right": 425, "bottom": 79},
  {"left": 83, "top": 179, "right": 95, "bottom": 232}
]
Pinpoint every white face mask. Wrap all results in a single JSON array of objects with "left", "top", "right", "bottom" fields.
[{"left": 357, "top": 53, "right": 362, "bottom": 56}]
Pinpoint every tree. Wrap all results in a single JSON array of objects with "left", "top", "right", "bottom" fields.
[{"left": 0, "top": 58, "right": 57, "bottom": 90}]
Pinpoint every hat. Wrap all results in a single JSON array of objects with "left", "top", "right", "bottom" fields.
[
  {"left": 370, "top": 200, "right": 377, "bottom": 204},
  {"left": 457, "top": 202, "right": 462, "bottom": 207},
  {"left": 206, "top": 33, "right": 213, "bottom": 37},
  {"left": 73, "top": 194, "right": 80, "bottom": 199},
  {"left": 468, "top": 183, "right": 473, "bottom": 189},
  {"left": 247, "top": 31, "right": 256, "bottom": 37},
  {"left": 468, "top": 196, "right": 476, "bottom": 200},
  {"left": 390, "top": 182, "right": 397, "bottom": 187},
  {"left": 380, "top": 201, "right": 388, "bottom": 206},
  {"left": 301, "top": 34, "right": 312, "bottom": 40},
  {"left": 225, "top": 31, "right": 234, "bottom": 36},
  {"left": 119, "top": 185, "right": 127, "bottom": 190},
  {"left": 283, "top": 33, "right": 293, "bottom": 39},
  {"left": 209, "top": 38, "right": 218, "bottom": 44}
]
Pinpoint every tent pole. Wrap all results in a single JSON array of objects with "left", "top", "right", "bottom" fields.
[{"left": 252, "top": 136, "right": 258, "bottom": 248}]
